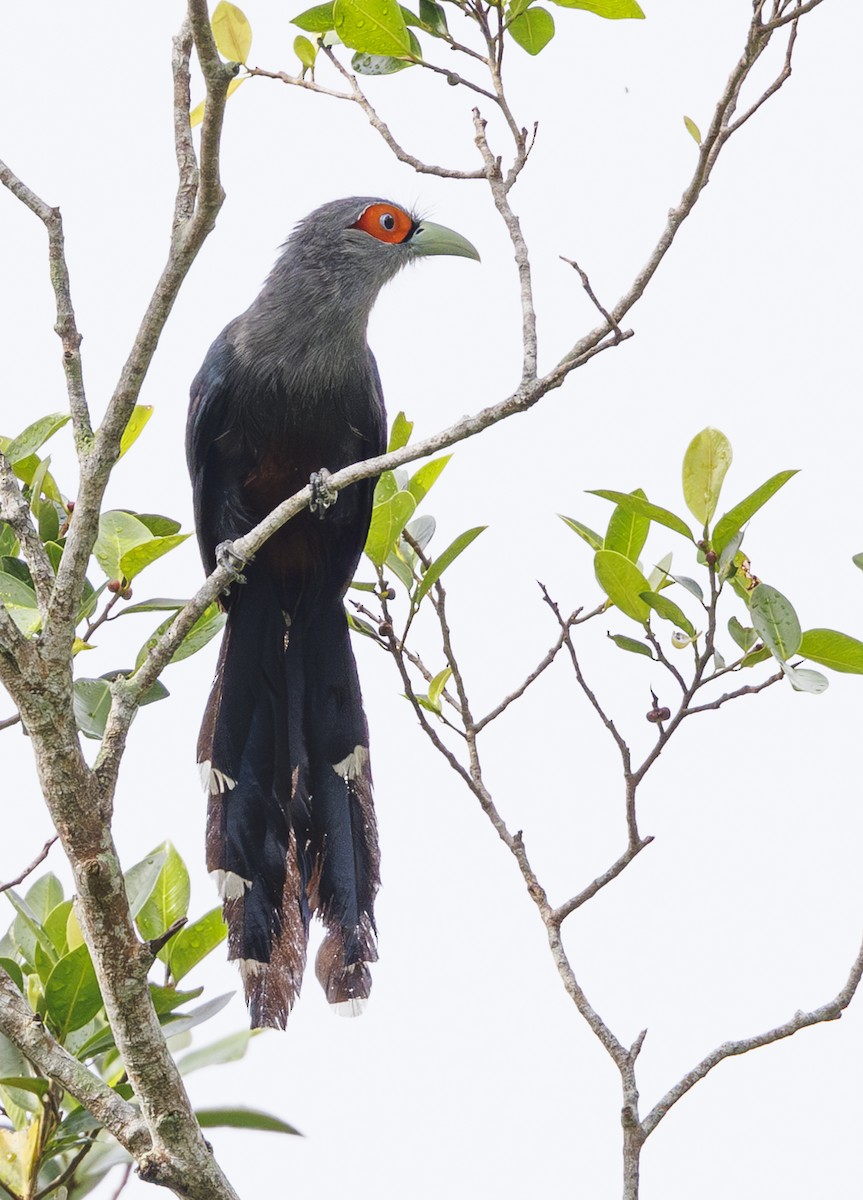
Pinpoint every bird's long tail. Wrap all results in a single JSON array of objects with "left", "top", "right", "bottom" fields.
[{"left": 199, "top": 572, "right": 379, "bottom": 1028}]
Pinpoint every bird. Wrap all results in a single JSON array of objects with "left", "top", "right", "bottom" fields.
[{"left": 186, "top": 197, "right": 479, "bottom": 1028}]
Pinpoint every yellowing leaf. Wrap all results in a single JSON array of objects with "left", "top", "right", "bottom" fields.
[
  {"left": 684, "top": 115, "right": 702, "bottom": 145},
  {"left": 119, "top": 405, "right": 153, "bottom": 458},
  {"left": 212, "top": 0, "right": 253, "bottom": 62}
]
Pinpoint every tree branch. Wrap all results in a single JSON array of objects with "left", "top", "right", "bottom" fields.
[
  {"left": 641, "top": 928, "right": 863, "bottom": 1137},
  {"left": 0, "top": 836, "right": 58, "bottom": 895}
]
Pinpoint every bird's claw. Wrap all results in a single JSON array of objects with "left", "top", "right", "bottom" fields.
[
  {"left": 309, "top": 469, "right": 338, "bottom": 518},
  {"left": 216, "top": 540, "right": 250, "bottom": 588}
]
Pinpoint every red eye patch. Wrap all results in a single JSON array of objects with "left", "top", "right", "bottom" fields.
[{"left": 352, "top": 203, "right": 414, "bottom": 245}]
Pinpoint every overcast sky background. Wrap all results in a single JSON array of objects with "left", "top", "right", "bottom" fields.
[{"left": 1, "top": 2, "right": 862, "bottom": 1197}]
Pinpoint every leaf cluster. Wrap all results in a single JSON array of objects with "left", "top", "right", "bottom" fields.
[
  {"left": 560, "top": 428, "right": 863, "bottom": 691},
  {"left": 0, "top": 410, "right": 224, "bottom": 741},
  {"left": 0, "top": 848, "right": 297, "bottom": 1200}
]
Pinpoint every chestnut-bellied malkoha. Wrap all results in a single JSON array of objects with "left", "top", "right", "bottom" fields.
[{"left": 187, "top": 197, "right": 479, "bottom": 1028}]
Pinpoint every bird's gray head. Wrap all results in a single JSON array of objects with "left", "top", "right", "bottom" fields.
[{"left": 258, "top": 197, "right": 478, "bottom": 338}]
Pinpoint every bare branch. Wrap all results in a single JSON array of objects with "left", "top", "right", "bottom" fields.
[
  {"left": 560, "top": 257, "right": 624, "bottom": 341},
  {"left": 683, "top": 670, "right": 783, "bottom": 715},
  {"left": 642, "top": 929, "right": 863, "bottom": 1137},
  {"left": 0, "top": 836, "right": 58, "bottom": 895},
  {"left": 474, "top": 604, "right": 589, "bottom": 732},
  {"left": 0, "top": 161, "right": 91, "bottom": 446},
  {"left": 552, "top": 837, "right": 653, "bottom": 925},
  {"left": 0, "top": 711, "right": 21, "bottom": 732},
  {"left": 761, "top": 0, "right": 825, "bottom": 30},
  {"left": 472, "top": 109, "right": 537, "bottom": 381}
]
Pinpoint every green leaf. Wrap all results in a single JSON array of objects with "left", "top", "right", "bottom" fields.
[
  {"left": 0, "top": 959, "right": 24, "bottom": 992},
  {"left": 640, "top": 591, "right": 696, "bottom": 638},
  {"left": 682, "top": 428, "right": 732, "bottom": 525},
  {"left": 608, "top": 633, "right": 654, "bottom": 659},
  {"left": 799, "top": 628, "right": 863, "bottom": 675},
  {"left": 418, "top": 0, "right": 448, "bottom": 33},
  {"left": 93, "top": 511, "right": 153, "bottom": 581},
  {"left": 647, "top": 552, "right": 673, "bottom": 593},
  {"left": 25, "top": 874, "right": 64, "bottom": 925},
  {"left": 365, "top": 491, "right": 416, "bottom": 567},
  {"left": 212, "top": 0, "right": 252, "bottom": 62},
  {"left": 294, "top": 34, "right": 318, "bottom": 69},
  {"left": 741, "top": 644, "right": 771, "bottom": 669},
  {"left": 43, "top": 900, "right": 74, "bottom": 956},
  {"left": 195, "top": 1107, "right": 301, "bottom": 1136},
  {"left": 119, "top": 533, "right": 190, "bottom": 582},
  {"left": 407, "top": 456, "right": 451, "bottom": 507},
  {"left": 728, "top": 616, "right": 758, "bottom": 653},
  {"left": 149, "top": 984, "right": 204, "bottom": 1016},
  {"left": 118, "top": 406, "right": 153, "bottom": 458},
  {"left": 38, "top": 500, "right": 60, "bottom": 544},
  {"left": 749, "top": 583, "right": 801, "bottom": 662},
  {"left": 5, "top": 889, "right": 57, "bottom": 967},
  {"left": 0, "top": 571, "right": 40, "bottom": 635},
  {"left": 135, "top": 602, "right": 226, "bottom": 670},
  {"left": 168, "top": 908, "right": 228, "bottom": 983},
  {"left": 604, "top": 487, "right": 649, "bottom": 563},
  {"left": 781, "top": 662, "right": 829, "bottom": 695},
  {"left": 404, "top": 515, "right": 435, "bottom": 553},
  {"left": 548, "top": 0, "right": 643, "bottom": 13},
  {"left": 72, "top": 678, "right": 112, "bottom": 740},
  {"left": 385, "top": 547, "right": 415, "bottom": 592},
  {"left": 124, "top": 849, "right": 169, "bottom": 921},
  {"left": 44, "top": 944, "right": 103, "bottom": 1037},
  {"left": 292, "top": 1, "right": 337, "bottom": 31},
  {"left": 853, "top": 552, "right": 863, "bottom": 572},
  {"left": 352, "top": 34, "right": 420, "bottom": 72},
  {"left": 135, "top": 841, "right": 190, "bottom": 948},
  {"left": 588, "top": 490, "right": 694, "bottom": 542},
  {"left": 425, "top": 667, "right": 452, "bottom": 713},
  {"left": 683, "top": 115, "right": 702, "bottom": 145},
  {"left": 177, "top": 1029, "right": 261, "bottom": 1076},
  {"left": 157, "top": 993, "right": 234, "bottom": 1042},
  {"left": 387, "top": 412, "right": 413, "bottom": 452},
  {"left": 5, "top": 413, "right": 70, "bottom": 464},
  {"left": 559, "top": 515, "right": 604, "bottom": 552},
  {"left": 133, "top": 514, "right": 183, "bottom": 537},
  {"left": 9, "top": 453, "right": 64, "bottom": 504},
  {"left": 334, "top": 0, "right": 413, "bottom": 55},
  {"left": 0, "top": 523, "right": 18, "bottom": 557},
  {"left": 509, "top": 6, "right": 555, "bottom": 52},
  {"left": 413, "top": 527, "right": 486, "bottom": 607},
  {"left": 593, "top": 550, "right": 651, "bottom": 624},
  {"left": 712, "top": 470, "right": 798, "bottom": 554},
  {"left": 113, "top": 597, "right": 186, "bottom": 617}
]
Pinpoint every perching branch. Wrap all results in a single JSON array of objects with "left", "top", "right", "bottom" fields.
[{"left": 0, "top": 836, "right": 58, "bottom": 895}]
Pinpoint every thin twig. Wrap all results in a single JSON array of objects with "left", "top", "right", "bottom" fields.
[
  {"left": 0, "top": 837, "right": 59, "bottom": 895},
  {"left": 683, "top": 671, "right": 783, "bottom": 715},
  {"left": 560, "top": 257, "right": 623, "bottom": 340},
  {"left": 0, "top": 712, "right": 21, "bottom": 732},
  {"left": 32, "top": 1136, "right": 95, "bottom": 1200},
  {"left": 642, "top": 928, "right": 863, "bottom": 1138},
  {"left": 107, "top": 1162, "right": 134, "bottom": 1200},
  {"left": 0, "top": 163, "right": 91, "bottom": 447},
  {"left": 474, "top": 605, "right": 588, "bottom": 732}
]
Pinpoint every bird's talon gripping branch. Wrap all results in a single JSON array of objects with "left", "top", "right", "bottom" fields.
[
  {"left": 309, "top": 468, "right": 338, "bottom": 517},
  {"left": 215, "top": 540, "right": 249, "bottom": 585}
]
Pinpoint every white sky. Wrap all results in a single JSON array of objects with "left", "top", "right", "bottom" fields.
[{"left": 1, "top": 2, "right": 862, "bottom": 1197}]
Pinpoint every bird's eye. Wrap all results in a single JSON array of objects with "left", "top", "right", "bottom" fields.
[{"left": 352, "top": 203, "right": 414, "bottom": 244}]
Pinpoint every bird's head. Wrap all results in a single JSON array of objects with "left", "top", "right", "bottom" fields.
[{"left": 277, "top": 196, "right": 478, "bottom": 319}]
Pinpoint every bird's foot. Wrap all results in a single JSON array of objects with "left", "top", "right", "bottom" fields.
[
  {"left": 309, "top": 468, "right": 338, "bottom": 517},
  {"left": 215, "top": 540, "right": 250, "bottom": 587}
]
